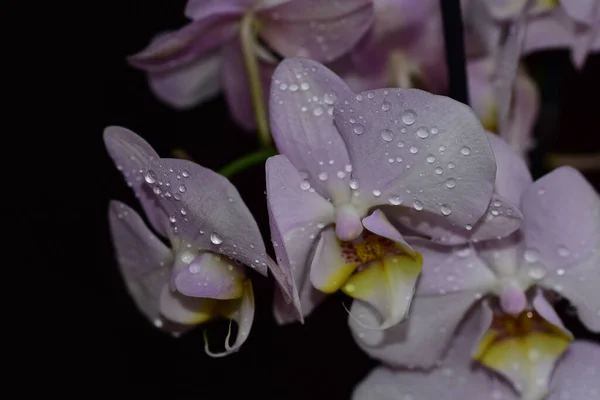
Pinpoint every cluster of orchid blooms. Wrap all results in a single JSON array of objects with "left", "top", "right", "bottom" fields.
[{"left": 106, "top": 0, "right": 599, "bottom": 399}]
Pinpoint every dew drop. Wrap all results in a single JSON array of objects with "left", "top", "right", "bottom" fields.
[
  {"left": 182, "top": 170, "right": 189, "bottom": 178},
  {"left": 279, "top": 83, "right": 288, "bottom": 91},
  {"left": 145, "top": 170, "right": 157, "bottom": 184},
  {"left": 413, "top": 200, "right": 424, "bottom": 211},
  {"left": 401, "top": 110, "right": 416, "bottom": 125},
  {"left": 381, "top": 101, "right": 391, "bottom": 111},
  {"left": 558, "top": 247, "right": 570, "bottom": 257},
  {"left": 324, "top": 93, "right": 336, "bottom": 104},
  {"left": 466, "top": 224, "right": 473, "bottom": 231},
  {"left": 313, "top": 107, "right": 324, "bottom": 116},
  {"left": 397, "top": 141, "right": 405, "bottom": 148},
  {"left": 318, "top": 172, "right": 328, "bottom": 181},
  {"left": 300, "top": 180, "right": 311, "bottom": 191},
  {"left": 349, "top": 117, "right": 356, "bottom": 124},
  {"left": 345, "top": 164, "right": 353, "bottom": 172},
  {"left": 152, "top": 186, "right": 162, "bottom": 195},
  {"left": 445, "top": 178, "right": 456, "bottom": 189},
  {"left": 355, "top": 94, "right": 363, "bottom": 101},
  {"left": 353, "top": 125, "right": 365, "bottom": 135},
  {"left": 349, "top": 179, "right": 359, "bottom": 189},
  {"left": 336, "top": 171, "right": 346, "bottom": 179},
  {"left": 300, "top": 82, "right": 310, "bottom": 91},
  {"left": 367, "top": 91, "right": 374, "bottom": 99},
  {"left": 388, "top": 196, "right": 402, "bottom": 205},
  {"left": 416, "top": 127, "right": 429, "bottom": 139},
  {"left": 440, "top": 204, "right": 452, "bottom": 216},
  {"left": 439, "top": 145, "right": 446, "bottom": 152},
  {"left": 409, "top": 146, "right": 419, "bottom": 154},
  {"left": 180, "top": 208, "right": 186, "bottom": 215},
  {"left": 381, "top": 129, "right": 394, "bottom": 142},
  {"left": 435, "top": 167, "right": 443, "bottom": 175},
  {"left": 169, "top": 215, "right": 176, "bottom": 223},
  {"left": 491, "top": 209, "right": 499, "bottom": 216},
  {"left": 427, "top": 155, "right": 436, "bottom": 163},
  {"left": 174, "top": 192, "right": 182, "bottom": 200},
  {"left": 372, "top": 189, "right": 381, "bottom": 197},
  {"left": 178, "top": 184, "right": 186, "bottom": 193},
  {"left": 556, "top": 268, "right": 565, "bottom": 276},
  {"left": 448, "top": 162, "right": 455, "bottom": 169},
  {"left": 430, "top": 127, "right": 439, "bottom": 135},
  {"left": 461, "top": 146, "right": 472, "bottom": 156},
  {"left": 210, "top": 232, "right": 223, "bottom": 245},
  {"left": 524, "top": 248, "right": 540, "bottom": 263},
  {"left": 289, "top": 83, "right": 299, "bottom": 92}
]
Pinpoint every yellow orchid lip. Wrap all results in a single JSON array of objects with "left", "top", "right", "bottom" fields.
[{"left": 474, "top": 310, "right": 573, "bottom": 400}]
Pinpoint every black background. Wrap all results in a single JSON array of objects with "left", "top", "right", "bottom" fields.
[{"left": 98, "top": 1, "right": 599, "bottom": 398}]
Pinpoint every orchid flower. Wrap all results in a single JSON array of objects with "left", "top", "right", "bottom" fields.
[
  {"left": 332, "top": 0, "right": 448, "bottom": 94},
  {"left": 464, "top": 0, "right": 600, "bottom": 69},
  {"left": 128, "top": 0, "right": 374, "bottom": 135},
  {"left": 104, "top": 126, "right": 299, "bottom": 356},
  {"left": 350, "top": 134, "right": 600, "bottom": 399},
  {"left": 468, "top": 58, "right": 539, "bottom": 157},
  {"left": 353, "top": 303, "right": 600, "bottom": 400},
  {"left": 266, "top": 57, "right": 503, "bottom": 329}
]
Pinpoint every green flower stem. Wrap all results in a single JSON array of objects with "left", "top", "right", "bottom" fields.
[
  {"left": 240, "top": 13, "right": 272, "bottom": 148},
  {"left": 219, "top": 147, "right": 278, "bottom": 177}
]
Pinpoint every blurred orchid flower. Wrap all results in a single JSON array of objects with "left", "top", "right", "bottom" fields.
[
  {"left": 128, "top": 0, "right": 374, "bottom": 130},
  {"left": 353, "top": 303, "right": 600, "bottom": 400},
  {"left": 468, "top": 58, "right": 539, "bottom": 157},
  {"left": 465, "top": 0, "right": 600, "bottom": 68},
  {"left": 333, "top": 0, "right": 448, "bottom": 94},
  {"left": 104, "top": 126, "right": 299, "bottom": 356},
  {"left": 350, "top": 135, "right": 600, "bottom": 399},
  {"left": 266, "top": 58, "right": 499, "bottom": 327}
]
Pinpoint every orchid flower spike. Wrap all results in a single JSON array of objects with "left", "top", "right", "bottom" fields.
[
  {"left": 127, "top": 0, "right": 374, "bottom": 130},
  {"left": 350, "top": 134, "right": 600, "bottom": 400},
  {"left": 104, "top": 126, "right": 299, "bottom": 356},
  {"left": 266, "top": 57, "right": 507, "bottom": 330},
  {"left": 353, "top": 304, "right": 600, "bottom": 400}
]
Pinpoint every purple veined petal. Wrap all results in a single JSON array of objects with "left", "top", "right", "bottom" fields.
[
  {"left": 269, "top": 58, "right": 354, "bottom": 204},
  {"left": 148, "top": 48, "right": 222, "bottom": 109},
  {"left": 108, "top": 201, "right": 173, "bottom": 325},
  {"left": 334, "top": 88, "right": 496, "bottom": 229},
  {"left": 174, "top": 252, "right": 246, "bottom": 299},
  {"left": 159, "top": 284, "right": 218, "bottom": 325},
  {"left": 560, "top": 0, "right": 599, "bottom": 25},
  {"left": 104, "top": 126, "right": 169, "bottom": 237},
  {"left": 184, "top": 0, "right": 252, "bottom": 20},
  {"left": 205, "top": 279, "right": 255, "bottom": 357},
  {"left": 352, "top": 304, "right": 512, "bottom": 400},
  {"left": 259, "top": 0, "right": 374, "bottom": 63},
  {"left": 520, "top": 167, "right": 600, "bottom": 329},
  {"left": 127, "top": 13, "right": 240, "bottom": 73},
  {"left": 266, "top": 155, "right": 336, "bottom": 318},
  {"left": 143, "top": 157, "right": 271, "bottom": 276},
  {"left": 221, "top": 40, "right": 275, "bottom": 131},
  {"left": 349, "top": 240, "right": 496, "bottom": 367},
  {"left": 547, "top": 341, "right": 600, "bottom": 400},
  {"left": 362, "top": 209, "right": 414, "bottom": 255}
]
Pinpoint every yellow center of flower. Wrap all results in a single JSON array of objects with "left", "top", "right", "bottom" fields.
[{"left": 474, "top": 310, "right": 573, "bottom": 400}]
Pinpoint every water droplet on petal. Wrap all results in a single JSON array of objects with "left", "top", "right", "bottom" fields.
[
  {"left": 401, "top": 110, "right": 416, "bottom": 125},
  {"left": 182, "top": 170, "right": 189, "bottom": 178},
  {"left": 313, "top": 107, "right": 324, "bottom": 116},
  {"left": 388, "top": 196, "right": 402, "bottom": 205},
  {"left": 178, "top": 184, "right": 186, "bottom": 193},
  {"left": 558, "top": 247, "right": 570, "bottom": 257},
  {"left": 289, "top": 83, "right": 299, "bottom": 92},
  {"left": 556, "top": 268, "right": 565, "bottom": 276},
  {"left": 381, "top": 129, "right": 394, "bottom": 142},
  {"left": 324, "top": 93, "right": 336, "bottom": 104},
  {"left": 461, "top": 146, "right": 471, "bottom": 155},
  {"left": 427, "top": 155, "right": 436, "bottom": 163},
  {"left": 318, "top": 172, "right": 328, "bottom": 181},
  {"left": 435, "top": 167, "right": 443, "bottom": 175},
  {"left": 416, "top": 127, "right": 429, "bottom": 139},
  {"left": 145, "top": 170, "right": 157, "bottom": 184},
  {"left": 210, "top": 232, "right": 223, "bottom": 245},
  {"left": 180, "top": 208, "right": 186, "bottom": 215},
  {"left": 372, "top": 189, "right": 381, "bottom": 197},
  {"left": 169, "top": 215, "right": 176, "bottom": 223},
  {"left": 397, "top": 141, "right": 405, "bottom": 148},
  {"left": 445, "top": 178, "right": 456, "bottom": 188},
  {"left": 153, "top": 186, "right": 162, "bottom": 195},
  {"left": 355, "top": 94, "right": 363, "bottom": 101},
  {"left": 279, "top": 83, "right": 288, "bottom": 91},
  {"left": 524, "top": 248, "right": 540, "bottom": 263},
  {"left": 466, "top": 224, "right": 473, "bottom": 231},
  {"left": 300, "top": 180, "right": 311, "bottom": 191},
  {"left": 431, "top": 127, "right": 439, "bottom": 135},
  {"left": 349, "top": 179, "right": 359, "bottom": 189},
  {"left": 381, "top": 101, "right": 391, "bottom": 111},
  {"left": 367, "top": 91, "right": 374, "bottom": 99},
  {"left": 409, "top": 146, "right": 419, "bottom": 154},
  {"left": 336, "top": 171, "right": 346, "bottom": 179},
  {"left": 300, "top": 82, "right": 310, "bottom": 91},
  {"left": 440, "top": 204, "right": 452, "bottom": 216},
  {"left": 353, "top": 125, "right": 364, "bottom": 135},
  {"left": 413, "top": 200, "right": 424, "bottom": 211}
]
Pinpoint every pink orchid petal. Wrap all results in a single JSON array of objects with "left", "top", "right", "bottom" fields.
[
  {"left": 108, "top": 201, "right": 173, "bottom": 324},
  {"left": 266, "top": 155, "right": 336, "bottom": 319},
  {"left": 547, "top": 341, "right": 600, "bottom": 400},
  {"left": 333, "top": 88, "right": 496, "bottom": 230},
  {"left": 260, "top": 0, "right": 374, "bottom": 62},
  {"left": 148, "top": 49, "right": 222, "bottom": 110},
  {"left": 269, "top": 58, "right": 354, "bottom": 204}
]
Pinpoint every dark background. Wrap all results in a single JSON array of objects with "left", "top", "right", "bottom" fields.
[{"left": 98, "top": 1, "right": 599, "bottom": 398}]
